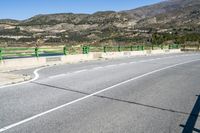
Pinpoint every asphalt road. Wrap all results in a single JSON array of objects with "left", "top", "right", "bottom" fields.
[{"left": 0, "top": 53, "right": 200, "bottom": 133}]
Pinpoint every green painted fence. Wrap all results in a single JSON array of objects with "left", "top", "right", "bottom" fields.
[{"left": 0, "top": 44, "right": 180, "bottom": 60}]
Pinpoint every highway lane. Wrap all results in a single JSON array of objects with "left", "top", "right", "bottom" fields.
[{"left": 0, "top": 53, "right": 200, "bottom": 133}]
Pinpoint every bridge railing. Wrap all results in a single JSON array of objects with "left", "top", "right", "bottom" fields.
[
  {"left": 0, "top": 47, "right": 35, "bottom": 59},
  {"left": 0, "top": 44, "right": 181, "bottom": 60},
  {"left": 181, "top": 45, "right": 200, "bottom": 51}
]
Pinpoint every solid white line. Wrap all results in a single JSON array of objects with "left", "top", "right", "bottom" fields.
[{"left": 0, "top": 58, "right": 200, "bottom": 132}]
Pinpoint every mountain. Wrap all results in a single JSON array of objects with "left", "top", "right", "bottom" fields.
[
  {"left": 125, "top": 0, "right": 199, "bottom": 18},
  {"left": 134, "top": 0, "right": 200, "bottom": 30},
  {"left": 0, "top": 0, "right": 199, "bottom": 47}
]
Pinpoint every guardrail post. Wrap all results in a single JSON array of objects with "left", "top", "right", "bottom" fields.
[
  {"left": 63, "top": 46, "right": 67, "bottom": 55},
  {"left": 103, "top": 46, "right": 107, "bottom": 53},
  {"left": 130, "top": 46, "right": 133, "bottom": 51},
  {"left": 0, "top": 48, "right": 2, "bottom": 60},
  {"left": 118, "top": 46, "right": 121, "bottom": 52},
  {"left": 141, "top": 45, "right": 144, "bottom": 51},
  {"left": 87, "top": 46, "right": 90, "bottom": 54},
  {"left": 137, "top": 46, "right": 139, "bottom": 51},
  {"left": 169, "top": 45, "right": 171, "bottom": 50},
  {"left": 82, "top": 46, "right": 85, "bottom": 54},
  {"left": 82, "top": 46, "right": 89, "bottom": 54},
  {"left": 161, "top": 45, "right": 163, "bottom": 50},
  {"left": 152, "top": 45, "right": 154, "bottom": 50},
  {"left": 35, "top": 47, "right": 39, "bottom": 57}
]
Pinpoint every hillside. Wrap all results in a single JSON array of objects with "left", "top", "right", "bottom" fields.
[
  {"left": 134, "top": 0, "right": 200, "bottom": 29},
  {"left": 0, "top": 0, "right": 199, "bottom": 47}
]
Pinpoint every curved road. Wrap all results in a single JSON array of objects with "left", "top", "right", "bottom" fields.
[{"left": 0, "top": 53, "right": 200, "bottom": 133}]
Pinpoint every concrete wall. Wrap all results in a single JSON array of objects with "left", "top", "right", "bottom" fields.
[{"left": 0, "top": 49, "right": 181, "bottom": 72}]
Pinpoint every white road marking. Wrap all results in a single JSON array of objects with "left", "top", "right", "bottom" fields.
[
  {"left": 118, "top": 63, "right": 127, "bottom": 66},
  {"left": 91, "top": 67, "right": 103, "bottom": 70},
  {"left": 0, "top": 58, "right": 200, "bottom": 132},
  {"left": 49, "top": 74, "right": 66, "bottom": 79},
  {"left": 0, "top": 67, "right": 46, "bottom": 89},
  {"left": 73, "top": 69, "right": 87, "bottom": 74},
  {"left": 0, "top": 54, "right": 198, "bottom": 88},
  {"left": 128, "top": 54, "right": 191, "bottom": 64},
  {"left": 106, "top": 64, "right": 116, "bottom": 68}
]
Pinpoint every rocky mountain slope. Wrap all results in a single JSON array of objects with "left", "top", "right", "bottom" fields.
[
  {"left": 0, "top": 0, "right": 199, "bottom": 46},
  {"left": 134, "top": 0, "right": 200, "bottom": 30}
]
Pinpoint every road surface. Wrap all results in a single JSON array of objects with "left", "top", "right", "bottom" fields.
[{"left": 0, "top": 53, "right": 200, "bottom": 133}]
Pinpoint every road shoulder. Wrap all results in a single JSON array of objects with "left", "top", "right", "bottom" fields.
[{"left": 0, "top": 72, "right": 31, "bottom": 87}]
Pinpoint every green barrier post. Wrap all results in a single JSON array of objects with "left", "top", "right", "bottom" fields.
[
  {"left": 35, "top": 47, "right": 39, "bottom": 57},
  {"left": 130, "top": 46, "right": 133, "bottom": 51},
  {"left": 118, "top": 46, "right": 121, "bottom": 52},
  {"left": 152, "top": 45, "right": 154, "bottom": 50},
  {"left": 86, "top": 46, "right": 90, "bottom": 54},
  {"left": 82, "top": 46, "right": 89, "bottom": 54},
  {"left": 82, "top": 46, "right": 85, "bottom": 54},
  {"left": 141, "top": 45, "right": 144, "bottom": 51},
  {"left": 136, "top": 46, "right": 139, "bottom": 51},
  {"left": 161, "top": 45, "right": 163, "bottom": 50},
  {"left": 103, "top": 46, "right": 107, "bottom": 53},
  {"left": 169, "top": 45, "right": 171, "bottom": 50},
  {"left": 0, "top": 48, "right": 2, "bottom": 60},
  {"left": 63, "top": 46, "right": 67, "bottom": 55}
]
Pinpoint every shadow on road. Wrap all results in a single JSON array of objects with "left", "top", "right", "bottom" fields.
[
  {"left": 180, "top": 95, "right": 200, "bottom": 133},
  {"left": 32, "top": 81, "right": 200, "bottom": 117},
  {"left": 32, "top": 81, "right": 200, "bottom": 133}
]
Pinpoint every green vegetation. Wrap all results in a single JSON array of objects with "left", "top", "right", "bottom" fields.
[{"left": 151, "top": 33, "right": 200, "bottom": 45}]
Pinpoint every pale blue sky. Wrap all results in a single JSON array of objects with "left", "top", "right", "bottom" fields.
[{"left": 0, "top": 0, "right": 162, "bottom": 20}]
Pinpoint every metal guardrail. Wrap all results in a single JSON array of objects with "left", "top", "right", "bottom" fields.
[
  {"left": 181, "top": 45, "right": 200, "bottom": 51},
  {"left": 0, "top": 44, "right": 180, "bottom": 60}
]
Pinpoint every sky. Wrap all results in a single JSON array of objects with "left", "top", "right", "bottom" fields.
[{"left": 0, "top": 0, "right": 162, "bottom": 20}]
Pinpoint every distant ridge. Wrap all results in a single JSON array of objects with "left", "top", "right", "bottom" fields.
[{"left": 0, "top": 0, "right": 199, "bottom": 46}]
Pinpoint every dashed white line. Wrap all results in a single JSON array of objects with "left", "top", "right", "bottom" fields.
[
  {"left": 0, "top": 58, "right": 200, "bottom": 132},
  {"left": 118, "top": 63, "right": 127, "bottom": 66},
  {"left": 44, "top": 54, "right": 200, "bottom": 80},
  {"left": 91, "top": 67, "right": 103, "bottom": 70},
  {"left": 106, "top": 64, "right": 116, "bottom": 68},
  {"left": 73, "top": 69, "right": 87, "bottom": 74},
  {"left": 49, "top": 74, "right": 66, "bottom": 79},
  {"left": 0, "top": 54, "right": 198, "bottom": 88}
]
